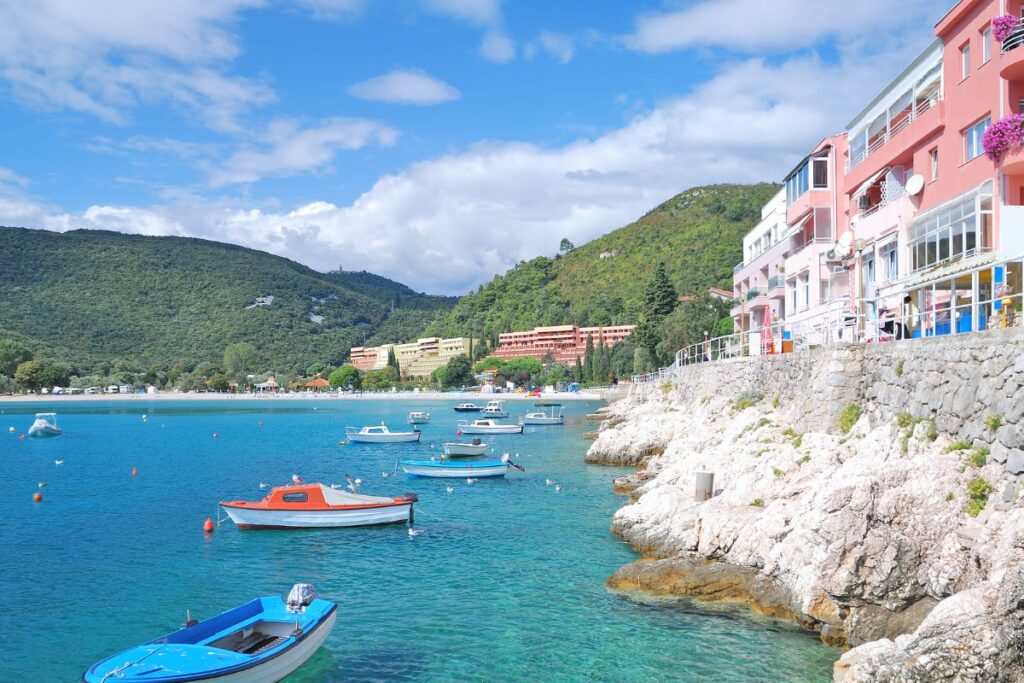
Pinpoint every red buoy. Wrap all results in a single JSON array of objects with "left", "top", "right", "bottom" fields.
[
  {"left": 33, "top": 492, "right": 42, "bottom": 503},
  {"left": 203, "top": 518, "right": 215, "bottom": 533},
  {"left": 132, "top": 467, "right": 138, "bottom": 477}
]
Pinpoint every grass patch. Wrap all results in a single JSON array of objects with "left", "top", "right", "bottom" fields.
[
  {"left": 797, "top": 454, "right": 810, "bottom": 465},
  {"left": 782, "top": 427, "right": 797, "bottom": 438},
  {"left": 837, "top": 404, "right": 862, "bottom": 434},
  {"left": 751, "top": 498, "right": 764, "bottom": 507},
  {"left": 894, "top": 358, "right": 904, "bottom": 377},
  {"left": 792, "top": 433, "right": 803, "bottom": 448},
  {"left": 700, "top": 396, "right": 710, "bottom": 405},
  {"left": 756, "top": 417, "right": 772, "bottom": 428},
  {"left": 986, "top": 415, "right": 1002, "bottom": 431},
  {"left": 924, "top": 420, "right": 938, "bottom": 442},
  {"left": 968, "top": 447, "right": 990, "bottom": 468},
  {"left": 966, "top": 477, "right": 993, "bottom": 518},
  {"left": 732, "top": 391, "right": 764, "bottom": 413},
  {"left": 945, "top": 492, "right": 955, "bottom": 501},
  {"left": 895, "top": 411, "right": 917, "bottom": 429},
  {"left": 945, "top": 440, "right": 972, "bottom": 453},
  {"left": 660, "top": 382, "right": 672, "bottom": 394},
  {"left": 772, "top": 467, "right": 785, "bottom": 478},
  {"left": 755, "top": 448, "right": 769, "bottom": 458},
  {"left": 771, "top": 396, "right": 780, "bottom": 409}
]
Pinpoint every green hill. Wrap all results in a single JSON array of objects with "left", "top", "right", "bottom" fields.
[
  {"left": 425, "top": 183, "right": 779, "bottom": 341},
  {"left": 0, "top": 227, "right": 455, "bottom": 373}
]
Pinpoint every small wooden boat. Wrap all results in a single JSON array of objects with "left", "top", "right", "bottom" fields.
[
  {"left": 220, "top": 483, "right": 417, "bottom": 529},
  {"left": 344, "top": 423, "right": 421, "bottom": 443},
  {"left": 480, "top": 400, "right": 508, "bottom": 418},
  {"left": 522, "top": 402, "right": 565, "bottom": 425},
  {"left": 400, "top": 454, "right": 523, "bottom": 479},
  {"left": 28, "top": 412, "right": 62, "bottom": 437},
  {"left": 443, "top": 439, "right": 488, "bottom": 457},
  {"left": 453, "top": 402, "right": 483, "bottom": 412},
  {"left": 407, "top": 411, "right": 430, "bottom": 425},
  {"left": 82, "top": 584, "right": 336, "bottom": 683},
  {"left": 457, "top": 419, "right": 523, "bottom": 435}
]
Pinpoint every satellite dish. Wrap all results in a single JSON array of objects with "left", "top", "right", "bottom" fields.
[
  {"left": 906, "top": 173, "right": 925, "bottom": 196},
  {"left": 836, "top": 231, "right": 853, "bottom": 254}
]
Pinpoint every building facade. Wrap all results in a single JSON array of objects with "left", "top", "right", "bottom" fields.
[
  {"left": 349, "top": 337, "right": 473, "bottom": 379},
  {"left": 733, "top": 0, "right": 1024, "bottom": 345},
  {"left": 492, "top": 325, "right": 635, "bottom": 364}
]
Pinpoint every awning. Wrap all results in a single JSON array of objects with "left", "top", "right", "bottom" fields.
[{"left": 854, "top": 166, "right": 890, "bottom": 198}]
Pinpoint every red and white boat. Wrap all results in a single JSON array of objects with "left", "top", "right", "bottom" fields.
[{"left": 220, "top": 483, "right": 417, "bottom": 529}]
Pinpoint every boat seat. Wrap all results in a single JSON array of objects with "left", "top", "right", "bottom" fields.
[{"left": 237, "top": 633, "right": 287, "bottom": 655}]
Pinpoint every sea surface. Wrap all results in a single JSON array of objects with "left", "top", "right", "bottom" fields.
[{"left": 0, "top": 399, "right": 839, "bottom": 681}]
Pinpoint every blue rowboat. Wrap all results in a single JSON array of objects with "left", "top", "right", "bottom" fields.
[
  {"left": 82, "top": 584, "right": 336, "bottom": 683},
  {"left": 400, "top": 454, "right": 524, "bottom": 479}
]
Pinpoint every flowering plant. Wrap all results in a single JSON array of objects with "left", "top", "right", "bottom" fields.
[
  {"left": 993, "top": 14, "right": 1020, "bottom": 43},
  {"left": 983, "top": 114, "right": 1024, "bottom": 161}
]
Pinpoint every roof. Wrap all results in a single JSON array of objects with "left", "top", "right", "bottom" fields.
[{"left": 304, "top": 377, "right": 330, "bottom": 388}]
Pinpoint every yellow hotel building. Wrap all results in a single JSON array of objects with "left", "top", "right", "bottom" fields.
[{"left": 349, "top": 337, "right": 474, "bottom": 379}]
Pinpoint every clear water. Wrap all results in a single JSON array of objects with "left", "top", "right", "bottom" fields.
[{"left": 0, "top": 399, "right": 838, "bottom": 681}]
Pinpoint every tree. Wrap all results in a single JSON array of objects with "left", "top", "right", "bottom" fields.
[
  {"left": 644, "top": 262, "right": 678, "bottom": 320},
  {"left": 657, "top": 294, "right": 733, "bottom": 361},
  {"left": 0, "top": 340, "right": 32, "bottom": 377},
  {"left": 328, "top": 365, "right": 362, "bottom": 389},
  {"left": 14, "top": 360, "right": 68, "bottom": 391},
  {"left": 573, "top": 356, "right": 583, "bottom": 382},
  {"left": 559, "top": 237, "right": 575, "bottom": 254},
  {"left": 224, "top": 342, "right": 257, "bottom": 378},
  {"left": 430, "top": 365, "right": 447, "bottom": 388},
  {"left": 387, "top": 348, "right": 400, "bottom": 375},
  {"left": 583, "top": 334, "right": 595, "bottom": 381},
  {"left": 442, "top": 354, "right": 474, "bottom": 388},
  {"left": 306, "top": 361, "right": 327, "bottom": 377},
  {"left": 208, "top": 373, "right": 231, "bottom": 392}
]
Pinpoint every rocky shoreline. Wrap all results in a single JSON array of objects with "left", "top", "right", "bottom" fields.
[{"left": 590, "top": 383, "right": 1024, "bottom": 681}]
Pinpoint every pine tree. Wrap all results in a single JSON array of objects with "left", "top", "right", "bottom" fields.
[
  {"left": 574, "top": 355, "right": 583, "bottom": 382},
  {"left": 644, "top": 262, "right": 678, "bottom": 320},
  {"left": 583, "top": 334, "right": 595, "bottom": 381},
  {"left": 387, "top": 347, "right": 400, "bottom": 375}
]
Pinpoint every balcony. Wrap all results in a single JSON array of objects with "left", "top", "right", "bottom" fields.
[
  {"left": 745, "top": 288, "right": 763, "bottom": 302},
  {"left": 845, "top": 96, "right": 945, "bottom": 189},
  {"left": 767, "top": 276, "right": 785, "bottom": 298},
  {"left": 733, "top": 261, "right": 744, "bottom": 274},
  {"left": 1002, "top": 25, "right": 1024, "bottom": 81}
]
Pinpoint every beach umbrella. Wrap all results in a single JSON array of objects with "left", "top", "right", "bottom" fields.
[{"left": 761, "top": 307, "right": 775, "bottom": 355}]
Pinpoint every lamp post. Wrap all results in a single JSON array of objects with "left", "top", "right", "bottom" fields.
[{"left": 853, "top": 238, "right": 867, "bottom": 340}]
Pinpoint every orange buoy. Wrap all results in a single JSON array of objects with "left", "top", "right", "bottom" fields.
[
  {"left": 33, "top": 492, "right": 42, "bottom": 503},
  {"left": 203, "top": 517, "right": 215, "bottom": 533},
  {"left": 213, "top": 432, "right": 219, "bottom": 439},
  {"left": 132, "top": 467, "right": 138, "bottom": 476}
]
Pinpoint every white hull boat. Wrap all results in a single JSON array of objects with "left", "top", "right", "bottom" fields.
[
  {"left": 28, "top": 412, "right": 62, "bottom": 437},
  {"left": 407, "top": 411, "right": 430, "bottom": 425},
  {"left": 400, "top": 460, "right": 509, "bottom": 478},
  {"left": 345, "top": 423, "right": 421, "bottom": 443},
  {"left": 480, "top": 400, "right": 508, "bottom": 418},
  {"left": 522, "top": 402, "right": 565, "bottom": 425},
  {"left": 220, "top": 483, "right": 416, "bottom": 529},
  {"left": 457, "top": 419, "right": 523, "bottom": 435},
  {"left": 443, "top": 441, "right": 489, "bottom": 457}
]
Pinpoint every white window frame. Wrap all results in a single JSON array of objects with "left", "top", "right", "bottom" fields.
[
  {"left": 982, "top": 25, "right": 992, "bottom": 64},
  {"left": 882, "top": 241, "right": 898, "bottom": 282},
  {"left": 930, "top": 148, "right": 939, "bottom": 180},
  {"left": 811, "top": 157, "right": 829, "bottom": 189},
  {"left": 961, "top": 43, "right": 971, "bottom": 80},
  {"left": 964, "top": 117, "right": 990, "bottom": 162}
]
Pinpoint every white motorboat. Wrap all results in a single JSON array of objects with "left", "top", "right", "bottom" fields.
[
  {"left": 344, "top": 423, "right": 421, "bottom": 443},
  {"left": 28, "top": 412, "right": 62, "bottom": 437},
  {"left": 457, "top": 419, "right": 523, "bottom": 435},
  {"left": 453, "top": 402, "right": 483, "bottom": 412},
  {"left": 400, "top": 453, "right": 524, "bottom": 479},
  {"left": 480, "top": 400, "right": 508, "bottom": 417},
  {"left": 407, "top": 411, "right": 430, "bottom": 425},
  {"left": 220, "top": 483, "right": 416, "bottom": 528},
  {"left": 443, "top": 440, "right": 489, "bottom": 457},
  {"left": 522, "top": 402, "right": 565, "bottom": 425}
]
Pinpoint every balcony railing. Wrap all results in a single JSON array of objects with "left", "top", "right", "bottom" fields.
[
  {"left": 746, "top": 288, "right": 763, "bottom": 301},
  {"left": 1003, "top": 24, "right": 1024, "bottom": 53},
  {"left": 767, "top": 276, "right": 785, "bottom": 290},
  {"left": 733, "top": 261, "right": 744, "bottom": 273},
  {"left": 847, "top": 92, "right": 941, "bottom": 171}
]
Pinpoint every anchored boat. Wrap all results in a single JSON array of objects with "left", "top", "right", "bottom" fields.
[
  {"left": 457, "top": 419, "right": 523, "bottom": 435},
  {"left": 522, "top": 403, "right": 565, "bottom": 425},
  {"left": 28, "top": 412, "right": 62, "bottom": 437},
  {"left": 443, "top": 439, "right": 488, "bottom": 457},
  {"left": 480, "top": 400, "right": 508, "bottom": 418},
  {"left": 400, "top": 453, "right": 524, "bottom": 479},
  {"left": 453, "top": 402, "right": 483, "bottom": 412},
  {"left": 82, "top": 583, "right": 336, "bottom": 683},
  {"left": 220, "top": 483, "right": 417, "bottom": 529},
  {"left": 407, "top": 411, "right": 430, "bottom": 425},
  {"left": 344, "top": 423, "right": 421, "bottom": 443}
]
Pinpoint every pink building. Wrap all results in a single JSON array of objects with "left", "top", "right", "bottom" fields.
[{"left": 492, "top": 325, "right": 635, "bottom": 364}]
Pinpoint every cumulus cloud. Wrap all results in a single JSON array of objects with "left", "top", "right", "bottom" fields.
[
  {"left": 293, "top": 0, "right": 365, "bottom": 19},
  {"left": 208, "top": 117, "right": 399, "bottom": 186},
  {"left": 347, "top": 69, "right": 461, "bottom": 105},
  {"left": 424, "top": 0, "right": 515, "bottom": 62},
  {"left": 525, "top": 31, "right": 575, "bottom": 64}
]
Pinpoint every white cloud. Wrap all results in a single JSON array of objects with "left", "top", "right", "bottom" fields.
[
  {"left": 348, "top": 69, "right": 461, "bottom": 105},
  {"left": 208, "top": 117, "right": 399, "bottom": 186},
  {"left": 0, "top": 0, "right": 273, "bottom": 131},
  {"left": 530, "top": 31, "right": 575, "bottom": 64},
  {"left": 424, "top": 0, "right": 502, "bottom": 25},
  {"left": 479, "top": 30, "right": 516, "bottom": 63},
  {"left": 293, "top": 0, "right": 365, "bottom": 19},
  {"left": 622, "top": 0, "right": 936, "bottom": 53}
]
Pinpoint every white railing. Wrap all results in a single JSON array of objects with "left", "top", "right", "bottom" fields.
[{"left": 847, "top": 93, "right": 941, "bottom": 171}]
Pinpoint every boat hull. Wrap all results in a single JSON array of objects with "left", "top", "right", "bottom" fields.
[
  {"left": 28, "top": 422, "right": 62, "bottom": 437},
  {"left": 346, "top": 432, "right": 421, "bottom": 443},
  {"left": 458, "top": 425, "right": 522, "bottom": 434},
  {"left": 221, "top": 503, "right": 412, "bottom": 529},
  {"left": 522, "top": 416, "right": 564, "bottom": 425},
  {"left": 443, "top": 442, "right": 488, "bottom": 457},
  {"left": 453, "top": 407, "right": 482, "bottom": 412},
  {"left": 401, "top": 462, "right": 508, "bottom": 478}
]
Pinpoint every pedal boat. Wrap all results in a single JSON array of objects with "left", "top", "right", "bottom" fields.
[{"left": 220, "top": 483, "right": 417, "bottom": 529}]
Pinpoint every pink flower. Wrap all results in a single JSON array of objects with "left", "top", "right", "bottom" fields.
[
  {"left": 994, "top": 15, "right": 1020, "bottom": 43},
  {"left": 983, "top": 114, "right": 1024, "bottom": 162}
]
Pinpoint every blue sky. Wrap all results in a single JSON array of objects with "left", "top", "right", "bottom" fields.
[{"left": 0, "top": 0, "right": 938, "bottom": 294}]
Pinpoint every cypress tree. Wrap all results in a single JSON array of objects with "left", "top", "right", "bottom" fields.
[
  {"left": 574, "top": 355, "right": 583, "bottom": 382},
  {"left": 644, "top": 262, "right": 678, "bottom": 320},
  {"left": 583, "top": 334, "right": 595, "bottom": 381}
]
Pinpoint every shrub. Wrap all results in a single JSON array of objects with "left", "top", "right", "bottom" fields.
[
  {"left": 756, "top": 417, "right": 771, "bottom": 429},
  {"left": 945, "top": 492, "right": 955, "bottom": 502},
  {"left": 945, "top": 440, "right": 972, "bottom": 452},
  {"left": 924, "top": 420, "right": 938, "bottom": 442},
  {"left": 986, "top": 415, "right": 1002, "bottom": 431},
  {"left": 792, "top": 433, "right": 803, "bottom": 448},
  {"left": 837, "top": 404, "right": 862, "bottom": 434},
  {"left": 894, "top": 358, "right": 904, "bottom": 377},
  {"left": 755, "top": 448, "right": 769, "bottom": 458},
  {"left": 752, "top": 498, "right": 764, "bottom": 507},
  {"left": 782, "top": 427, "right": 797, "bottom": 438},
  {"left": 732, "top": 390, "right": 763, "bottom": 412},
  {"left": 772, "top": 396, "right": 780, "bottom": 409},
  {"left": 969, "top": 447, "right": 990, "bottom": 468},
  {"left": 772, "top": 467, "right": 785, "bottom": 478},
  {"left": 797, "top": 454, "right": 810, "bottom": 465},
  {"left": 895, "top": 411, "right": 917, "bottom": 429},
  {"left": 966, "top": 477, "right": 994, "bottom": 517}
]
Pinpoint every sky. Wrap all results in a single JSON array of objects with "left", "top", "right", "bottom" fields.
[{"left": 0, "top": 0, "right": 942, "bottom": 295}]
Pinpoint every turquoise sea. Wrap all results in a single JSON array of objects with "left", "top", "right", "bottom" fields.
[{"left": 0, "top": 399, "right": 838, "bottom": 681}]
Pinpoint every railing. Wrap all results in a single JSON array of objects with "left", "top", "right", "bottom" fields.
[
  {"left": 847, "top": 92, "right": 942, "bottom": 171},
  {"left": 746, "top": 288, "right": 763, "bottom": 301},
  {"left": 1003, "top": 24, "right": 1024, "bottom": 53},
  {"left": 733, "top": 261, "right": 744, "bottom": 273},
  {"left": 767, "top": 276, "right": 785, "bottom": 290}
]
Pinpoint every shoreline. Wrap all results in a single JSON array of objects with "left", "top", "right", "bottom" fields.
[{"left": 0, "top": 389, "right": 622, "bottom": 404}]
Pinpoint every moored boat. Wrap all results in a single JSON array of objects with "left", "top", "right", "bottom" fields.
[
  {"left": 453, "top": 402, "right": 483, "bottom": 412},
  {"left": 344, "top": 423, "right": 421, "bottom": 443},
  {"left": 220, "top": 483, "right": 417, "bottom": 529},
  {"left": 400, "top": 454, "right": 524, "bottom": 479},
  {"left": 522, "top": 402, "right": 565, "bottom": 425},
  {"left": 443, "top": 439, "right": 488, "bottom": 457},
  {"left": 407, "top": 411, "right": 430, "bottom": 425},
  {"left": 82, "top": 583, "right": 336, "bottom": 683},
  {"left": 457, "top": 419, "right": 523, "bottom": 435},
  {"left": 480, "top": 400, "right": 508, "bottom": 417},
  {"left": 28, "top": 412, "right": 62, "bottom": 437}
]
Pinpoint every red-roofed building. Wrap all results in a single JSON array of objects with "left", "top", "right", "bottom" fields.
[{"left": 491, "top": 324, "right": 635, "bottom": 364}]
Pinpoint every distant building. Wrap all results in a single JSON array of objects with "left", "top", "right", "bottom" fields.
[
  {"left": 492, "top": 324, "right": 635, "bottom": 364},
  {"left": 349, "top": 337, "right": 474, "bottom": 379}
]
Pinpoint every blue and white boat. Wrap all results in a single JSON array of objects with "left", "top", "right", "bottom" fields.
[
  {"left": 82, "top": 584, "right": 336, "bottom": 683},
  {"left": 400, "top": 453, "right": 524, "bottom": 479}
]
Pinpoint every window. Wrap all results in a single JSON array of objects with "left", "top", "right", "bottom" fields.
[
  {"left": 800, "top": 273, "right": 810, "bottom": 311},
  {"left": 789, "top": 280, "right": 797, "bottom": 312},
  {"left": 819, "top": 279, "right": 830, "bottom": 305},
  {"left": 982, "top": 25, "right": 992, "bottom": 64},
  {"left": 964, "top": 117, "right": 990, "bottom": 161},
  {"left": 882, "top": 241, "right": 898, "bottom": 282},
  {"left": 786, "top": 161, "right": 810, "bottom": 203},
  {"left": 930, "top": 148, "right": 939, "bottom": 180},
  {"left": 864, "top": 253, "right": 876, "bottom": 287},
  {"left": 282, "top": 493, "right": 309, "bottom": 503},
  {"left": 812, "top": 157, "right": 828, "bottom": 189},
  {"left": 960, "top": 43, "right": 970, "bottom": 80},
  {"left": 909, "top": 181, "right": 993, "bottom": 272}
]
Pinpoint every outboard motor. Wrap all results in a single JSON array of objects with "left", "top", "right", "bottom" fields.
[{"left": 286, "top": 583, "right": 318, "bottom": 612}]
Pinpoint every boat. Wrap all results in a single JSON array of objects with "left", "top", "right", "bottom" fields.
[
  {"left": 407, "top": 411, "right": 430, "bottom": 425},
  {"left": 480, "top": 400, "right": 508, "bottom": 418},
  {"left": 220, "top": 483, "right": 417, "bottom": 529},
  {"left": 27, "top": 412, "right": 62, "bottom": 437},
  {"left": 443, "top": 439, "right": 488, "bottom": 457},
  {"left": 400, "top": 454, "right": 524, "bottom": 479},
  {"left": 453, "top": 402, "right": 483, "bottom": 412},
  {"left": 82, "top": 583, "right": 336, "bottom": 683},
  {"left": 457, "top": 419, "right": 523, "bottom": 435},
  {"left": 522, "top": 402, "right": 565, "bottom": 425},
  {"left": 344, "top": 423, "right": 421, "bottom": 443}
]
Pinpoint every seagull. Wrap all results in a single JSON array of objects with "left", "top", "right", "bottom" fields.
[
  {"left": 545, "top": 479, "right": 556, "bottom": 486},
  {"left": 407, "top": 527, "right": 423, "bottom": 537},
  {"left": 446, "top": 486, "right": 455, "bottom": 494},
  {"left": 555, "top": 484, "right": 562, "bottom": 493},
  {"left": 466, "top": 477, "right": 477, "bottom": 485},
  {"left": 259, "top": 482, "right": 269, "bottom": 489},
  {"left": 291, "top": 474, "right": 304, "bottom": 485},
  {"left": 37, "top": 482, "right": 47, "bottom": 488},
  {"left": 345, "top": 474, "right": 361, "bottom": 493},
  {"left": 54, "top": 460, "right": 64, "bottom": 466},
  {"left": 382, "top": 471, "right": 390, "bottom": 479}
]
